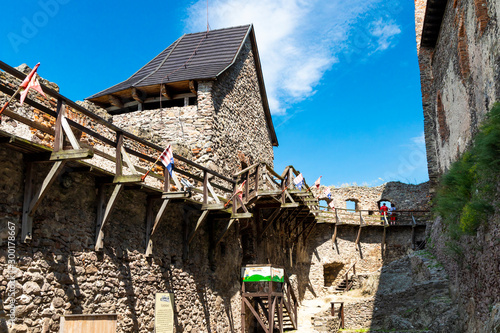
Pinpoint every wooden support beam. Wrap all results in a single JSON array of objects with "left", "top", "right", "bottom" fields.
[
  {"left": 50, "top": 148, "right": 93, "bottom": 161},
  {"left": 145, "top": 198, "right": 170, "bottom": 256},
  {"left": 161, "top": 84, "right": 172, "bottom": 100},
  {"left": 113, "top": 174, "right": 143, "bottom": 184},
  {"left": 295, "top": 217, "right": 315, "bottom": 242},
  {"left": 21, "top": 162, "right": 34, "bottom": 243},
  {"left": 95, "top": 184, "right": 124, "bottom": 251},
  {"left": 231, "top": 212, "right": 252, "bottom": 219},
  {"left": 108, "top": 95, "right": 124, "bottom": 108},
  {"left": 188, "top": 210, "right": 209, "bottom": 244},
  {"left": 304, "top": 222, "right": 317, "bottom": 243},
  {"left": 332, "top": 223, "right": 338, "bottom": 245},
  {"left": 261, "top": 208, "right": 283, "bottom": 235},
  {"left": 61, "top": 116, "right": 80, "bottom": 150},
  {"left": 115, "top": 132, "right": 123, "bottom": 176},
  {"left": 291, "top": 213, "right": 310, "bottom": 234},
  {"left": 131, "top": 87, "right": 146, "bottom": 103},
  {"left": 27, "top": 161, "right": 67, "bottom": 216},
  {"left": 53, "top": 98, "right": 64, "bottom": 151},
  {"left": 355, "top": 225, "right": 362, "bottom": 245},
  {"left": 382, "top": 227, "right": 387, "bottom": 254},
  {"left": 121, "top": 146, "right": 138, "bottom": 174},
  {"left": 188, "top": 80, "right": 197, "bottom": 95},
  {"left": 216, "top": 218, "right": 236, "bottom": 245},
  {"left": 162, "top": 191, "right": 191, "bottom": 199},
  {"left": 243, "top": 297, "right": 267, "bottom": 331},
  {"left": 21, "top": 160, "right": 67, "bottom": 242},
  {"left": 201, "top": 203, "right": 225, "bottom": 210}
]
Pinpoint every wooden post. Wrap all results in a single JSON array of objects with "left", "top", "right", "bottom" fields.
[
  {"left": 241, "top": 281, "right": 246, "bottom": 333},
  {"left": 21, "top": 162, "right": 34, "bottom": 243},
  {"left": 255, "top": 164, "right": 260, "bottom": 194},
  {"left": 203, "top": 170, "right": 208, "bottom": 205},
  {"left": 245, "top": 170, "right": 249, "bottom": 202},
  {"left": 115, "top": 132, "right": 123, "bottom": 177},
  {"left": 164, "top": 166, "right": 170, "bottom": 192},
  {"left": 53, "top": 98, "right": 64, "bottom": 152}
]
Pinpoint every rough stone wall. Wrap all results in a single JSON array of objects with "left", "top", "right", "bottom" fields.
[
  {"left": 0, "top": 66, "right": 301, "bottom": 333},
  {"left": 0, "top": 145, "right": 246, "bottom": 333},
  {"left": 415, "top": 0, "right": 500, "bottom": 180},
  {"left": 112, "top": 37, "right": 275, "bottom": 178},
  {"left": 211, "top": 38, "right": 274, "bottom": 176},
  {"left": 294, "top": 224, "right": 427, "bottom": 301},
  {"left": 427, "top": 214, "right": 500, "bottom": 333},
  {"left": 315, "top": 181, "right": 430, "bottom": 211}
]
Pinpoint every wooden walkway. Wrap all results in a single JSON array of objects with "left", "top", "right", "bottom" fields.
[
  {"left": 0, "top": 61, "right": 324, "bottom": 254},
  {"left": 0, "top": 60, "right": 431, "bottom": 258}
]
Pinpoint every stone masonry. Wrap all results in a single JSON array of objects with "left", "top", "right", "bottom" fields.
[
  {"left": 415, "top": 0, "right": 500, "bottom": 183},
  {"left": 113, "top": 38, "right": 275, "bottom": 177}
]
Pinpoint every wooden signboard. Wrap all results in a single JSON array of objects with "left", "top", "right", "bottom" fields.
[
  {"left": 59, "top": 314, "right": 117, "bottom": 333},
  {"left": 155, "top": 292, "right": 175, "bottom": 333}
]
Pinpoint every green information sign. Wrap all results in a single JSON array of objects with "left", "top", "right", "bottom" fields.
[{"left": 241, "top": 266, "right": 284, "bottom": 282}]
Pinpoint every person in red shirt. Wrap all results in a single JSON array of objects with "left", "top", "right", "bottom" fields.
[{"left": 380, "top": 203, "right": 389, "bottom": 223}]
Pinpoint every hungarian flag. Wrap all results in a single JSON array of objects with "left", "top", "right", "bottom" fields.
[
  {"left": 324, "top": 187, "right": 332, "bottom": 199},
  {"left": 293, "top": 173, "right": 304, "bottom": 190},
  {"left": 314, "top": 176, "right": 322, "bottom": 188},
  {"left": 159, "top": 145, "right": 174, "bottom": 176},
  {"left": 19, "top": 63, "right": 46, "bottom": 105}
]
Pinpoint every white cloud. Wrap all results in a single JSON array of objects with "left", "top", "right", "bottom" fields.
[
  {"left": 411, "top": 132, "right": 426, "bottom": 145},
  {"left": 185, "top": 0, "right": 396, "bottom": 114},
  {"left": 370, "top": 19, "right": 401, "bottom": 51}
]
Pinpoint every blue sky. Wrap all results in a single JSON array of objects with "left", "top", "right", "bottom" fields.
[{"left": 0, "top": 0, "right": 428, "bottom": 187}]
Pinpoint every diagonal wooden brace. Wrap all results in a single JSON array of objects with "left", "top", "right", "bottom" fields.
[
  {"left": 95, "top": 184, "right": 123, "bottom": 251},
  {"left": 21, "top": 161, "right": 67, "bottom": 243},
  {"left": 188, "top": 210, "right": 209, "bottom": 244},
  {"left": 215, "top": 218, "right": 236, "bottom": 246},
  {"left": 145, "top": 198, "right": 170, "bottom": 256}
]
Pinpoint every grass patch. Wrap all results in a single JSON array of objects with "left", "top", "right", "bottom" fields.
[{"left": 434, "top": 103, "right": 500, "bottom": 244}]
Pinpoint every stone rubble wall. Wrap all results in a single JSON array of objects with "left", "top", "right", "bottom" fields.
[
  {"left": 210, "top": 38, "right": 275, "bottom": 176},
  {"left": 294, "top": 224, "right": 427, "bottom": 301},
  {"left": 315, "top": 181, "right": 430, "bottom": 211},
  {"left": 0, "top": 145, "right": 246, "bottom": 333},
  {"left": 415, "top": 0, "right": 500, "bottom": 181},
  {"left": 427, "top": 214, "right": 500, "bottom": 333}
]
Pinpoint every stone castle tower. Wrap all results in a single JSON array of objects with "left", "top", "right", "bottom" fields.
[{"left": 87, "top": 24, "right": 278, "bottom": 178}]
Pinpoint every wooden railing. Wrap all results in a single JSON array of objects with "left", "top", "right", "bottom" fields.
[
  {"left": 0, "top": 60, "right": 323, "bottom": 251},
  {"left": 343, "top": 262, "right": 356, "bottom": 291},
  {"left": 315, "top": 207, "right": 431, "bottom": 226},
  {"left": 283, "top": 273, "right": 298, "bottom": 329},
  {"left": 0, "top": 60, "right": 236, "bottom": 196},
  {"left": 330, "top": 302, "right": 345, "bottom": 329}
]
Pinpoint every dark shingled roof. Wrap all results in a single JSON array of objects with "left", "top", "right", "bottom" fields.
[
  {"left": 88, "top": 25, "right": 252, "bottom": 99},
  {"left": 87, "top": 24, "right": 278, "bottom": 146}
]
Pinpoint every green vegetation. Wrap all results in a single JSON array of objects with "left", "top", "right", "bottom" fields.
[{"left": 434, "top": 103, "right": 500, "bottom": 240}]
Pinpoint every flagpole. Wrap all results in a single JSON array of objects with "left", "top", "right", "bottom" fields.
[
  {"left": 0, "top": 86, "right": 22, "bottom": 116},
  {"left": 141, "top": 151, "right": 164, "bottom": 182},
  {"left": 224, "top": 180, "right": 246, "bottom": 208}
]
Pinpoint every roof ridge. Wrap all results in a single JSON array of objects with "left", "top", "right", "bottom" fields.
[
  {"left": 133, "top": 34, "right": 186, "bottom": 87},
  {"left": 216, "top": 25, "right": 252, "bottom": 77},
  {"left": 183, "top": 24, "right": 251, "bottom": 37}
]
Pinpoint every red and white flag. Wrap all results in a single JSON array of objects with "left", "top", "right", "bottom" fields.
[
  {"left": 237, "top": 180, "right": 247, "bottom": 199},
  {"left": 314, "top": 176, "right": 322, "bottom": 189},
  {"left": 328, "top": 200, "right": 335, "bottom": 210},
  {"left": 19, "top": 63, "right": 46, "bottom": 105},
  {"left": 159, "top": 145, "right": 174, "bottom": 176}
]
